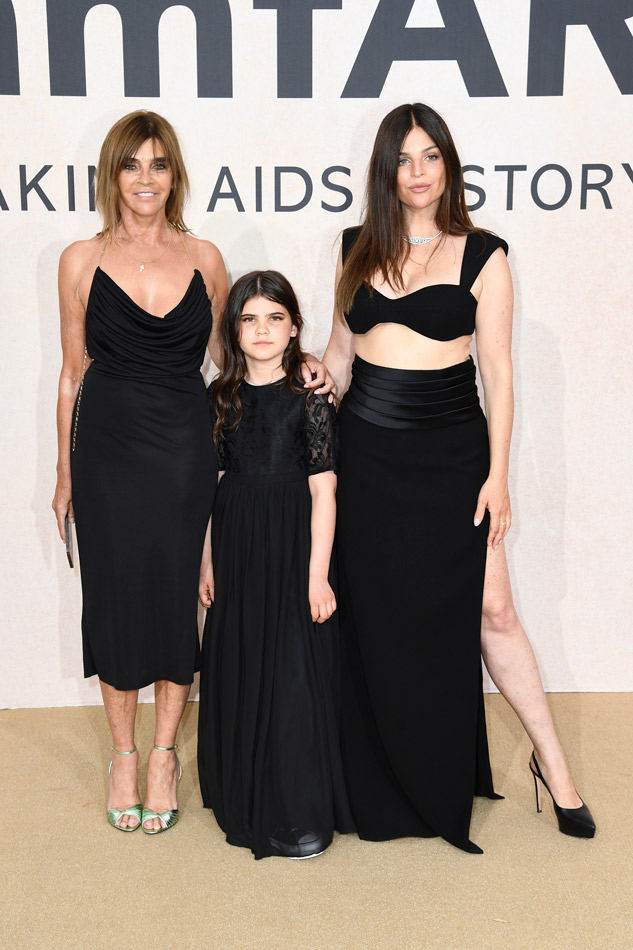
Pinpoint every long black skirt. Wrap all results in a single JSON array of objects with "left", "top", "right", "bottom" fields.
[
  {"left": 197, "top": 472, "right": 354, "bottom": 859},
  {"left": 336, "top": 356, "right": 500, "bottom": 854}
]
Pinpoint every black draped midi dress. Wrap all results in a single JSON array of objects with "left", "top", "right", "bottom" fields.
[
  {"left": 70, "top": 266, "right": 216, "bottom": 690},
  {"left": 337, "top": 229, "right": 506, "bottom": 853}
]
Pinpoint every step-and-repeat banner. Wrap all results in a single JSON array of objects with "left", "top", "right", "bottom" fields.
[{"left": 2, "top": 0, "right": 632, "bottom": 706}]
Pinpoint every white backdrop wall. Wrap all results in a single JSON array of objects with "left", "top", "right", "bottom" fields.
[{"left": 1, "top": 0, "right": 632, "bottom": 708}]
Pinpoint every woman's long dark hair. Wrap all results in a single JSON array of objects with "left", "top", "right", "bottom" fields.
[
  {"left": 212, "top": 270, "right": 307, "bottom": 442},
  {"left": 336, "top": 102, "right": 478, "bottom": 315}
]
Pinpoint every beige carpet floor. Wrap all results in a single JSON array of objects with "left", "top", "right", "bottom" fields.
[{"left": 2, "top": 694, "right": 631, "bottom": 950}]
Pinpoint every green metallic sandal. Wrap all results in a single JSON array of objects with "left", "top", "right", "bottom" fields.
[
  {"left": 142, "top": 744, "right": 182, "bottom": 835},
  {"left": 107, "top": 745, "right": 142, "bottom": 832}
]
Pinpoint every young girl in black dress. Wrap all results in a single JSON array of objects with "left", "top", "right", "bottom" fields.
[{"left": 197, "top": 270, "right": 354, "bottom": 859}]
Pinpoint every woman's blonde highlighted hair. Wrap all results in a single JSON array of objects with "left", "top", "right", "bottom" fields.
[{"left": 95, "top": 111, "right": 191, "bottom": 235}]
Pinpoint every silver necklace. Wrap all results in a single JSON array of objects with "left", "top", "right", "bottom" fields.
[
  {"left": 403, "top": 230, "right": 443, "bottom": 246},
  {"left": 113, "top": 227, "right": 173, "bottom": 272}
]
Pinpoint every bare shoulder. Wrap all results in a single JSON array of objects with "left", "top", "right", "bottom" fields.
[
  {"left": 474, "top": 242, "right": 512, "bottom": 307},
  {"left": 183, "top": 234, "right": 228, "bottom": 306},
  {"left": 60, "top": 236, "right": 106, "bottom": 296},
  {"left": 59, "top": 235, "right": 104, "bottom": 275},
  {"left": 480, "top": 244, "right": 512, "bottom": 285},
  {"left": 59, "top": 236, "right": 106, "bottom": 309},
  {"left": 183, "top": 234, "right": 226, "bottom": 273}
]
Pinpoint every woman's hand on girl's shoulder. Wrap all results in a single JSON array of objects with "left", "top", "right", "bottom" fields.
[
  {"left": 309, "top": 576, "right": 337, "bottom": 624},
  {"left": 302, "top": 354, "right": 337, "bottom": 402}
]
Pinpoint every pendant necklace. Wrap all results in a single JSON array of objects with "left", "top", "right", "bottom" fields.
[{"left": 114, "top": 226, "right": 174, "bottom": 272}]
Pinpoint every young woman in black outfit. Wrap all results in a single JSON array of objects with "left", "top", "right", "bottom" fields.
[{"left": 323, "top": 103, "right": 595, "bottom": 852}]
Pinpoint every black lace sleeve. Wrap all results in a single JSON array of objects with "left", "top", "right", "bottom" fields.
[
  {"left": 207, "top": 382, "right": 226, "bottom": 470},
  {"left": 304, "top": 393, "right": 338, "bottom": 475}
]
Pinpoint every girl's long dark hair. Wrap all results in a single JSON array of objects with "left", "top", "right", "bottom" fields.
[
  {"left": 336, "top": 102, "right": 479, "bottom": 315},
  {"left": 213, "top": 270, "right": 307, "bottom": 442}
]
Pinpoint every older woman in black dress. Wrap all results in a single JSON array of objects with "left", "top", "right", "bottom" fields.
[
  {"left": 52, "top": 111, "right": 330, "bottom": 834},
  {"left": 323, "top": 103, "right": 595, "bottom": 852}
]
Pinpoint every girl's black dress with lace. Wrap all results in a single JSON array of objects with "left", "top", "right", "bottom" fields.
[{"left": 197, "top": 379, "right": 354, "bottom": 859}]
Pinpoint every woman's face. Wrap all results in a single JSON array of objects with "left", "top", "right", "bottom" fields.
[
  {"left": 117, "top": 138, "right": 173, "bottom": 219},
  {"left": 396, "top": 125, "right": 446, "bottom": 222}
]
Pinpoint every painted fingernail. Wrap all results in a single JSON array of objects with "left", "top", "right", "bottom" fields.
[{"left": 474, "top": 518, "right": 481, "bottom": 526}]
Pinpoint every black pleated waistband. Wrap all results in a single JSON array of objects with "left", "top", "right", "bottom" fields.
[{"left": 343, "top": 356, "right": 482, "bottom": 430}]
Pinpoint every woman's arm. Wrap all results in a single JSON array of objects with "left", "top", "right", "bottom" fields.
[
  {"left": 198, "top": 468, "right": 225, "bottom": 606},
  {"left": 307, "top": 470, "right": 337, "bottom": 623},
  {"left": 51, "top": 243, "right": 91, "bottom": 541},
  {"left": 321, "top": 247, "right": 356, "bottom": 397},
  {"left": 198, "top": 469, "right": 224, "bottom": 607},
  {"left": 198, "top": 515, "right": 214, "bottom": 607},
  {"left": 196, "top": 239, "right": 228, "bottom": 369},
  {"left": 473, "top": 247, "right": 514, "bottom": 550},
  {"left": 302, "top": 249, "right": 342, "bottom": 393}
]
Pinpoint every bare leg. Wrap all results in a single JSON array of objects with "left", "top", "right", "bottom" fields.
[
  {"left": 143, "top": 680, "right": 190, "bottom": 831},
  {"left": 481, "top": 545, "right": 583, "bottom": 808},
  {"left": 100, "top": 680, "right": 141, "bottom": 829}
]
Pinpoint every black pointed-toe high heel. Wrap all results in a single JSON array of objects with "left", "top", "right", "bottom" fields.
[{"left": 529, "top": 752, "right": 596, "bottom": 838}]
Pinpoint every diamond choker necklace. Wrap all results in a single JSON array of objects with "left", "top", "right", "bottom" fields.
[{"left": 403, "top": 230, "right": 443, "bottom": 245}]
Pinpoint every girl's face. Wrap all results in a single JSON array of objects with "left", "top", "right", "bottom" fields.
[
  {"left": 238, "top": 295, "right": 298, "bottom": 371},
  {"left": 396, "top": 125, "right": 446, "bottom": 223}
]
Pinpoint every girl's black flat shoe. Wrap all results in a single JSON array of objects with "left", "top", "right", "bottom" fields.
[{"left": 529, "top": 752, "right": 596, "bottom": 838}]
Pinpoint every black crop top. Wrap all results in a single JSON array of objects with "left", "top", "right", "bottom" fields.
[{"left": 342, "top": 227, "right": 508, "bottom": 341}]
